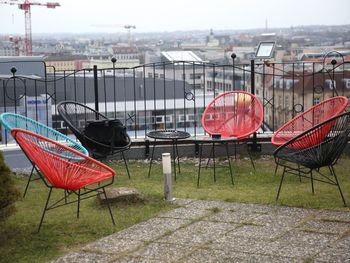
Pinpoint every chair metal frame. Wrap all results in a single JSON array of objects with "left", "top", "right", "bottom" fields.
[
  {"left": 57, "top": 101, "right": 131, "bottom": 178},
  {"left": 274, "top": 111, "right": 350, "bottom": 207},
  {"left": 11, "top": 128, "right": 116, "bottom": 232},
  {"left": 0, "top": 112, "right": 89, "bottom": 197}
]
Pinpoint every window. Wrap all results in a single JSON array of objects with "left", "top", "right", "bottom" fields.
[
  {"left": 345, "top": 79, "right": 350, "bottom": 89},
  {"left": 325, "top": 79, "right": 336, "bottom": 90},
  {"left": 314, "top": 97, "right": 321, "bottom": 105},
  {"left": 190, "top": 73, "right": 202, "bottom": 80},
  {"left": 156, "top": 116, "right": 163, "bottom": 123},
  {"left": 278, "top": 95, "right": 282, "bottom": 107},
  {"left": 285, "top": 96, "right": 289, "bottom": 108}
]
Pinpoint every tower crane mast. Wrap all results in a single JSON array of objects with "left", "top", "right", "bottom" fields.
[{"left": 0, "top": 0, "right": 60, "bottom": 55}]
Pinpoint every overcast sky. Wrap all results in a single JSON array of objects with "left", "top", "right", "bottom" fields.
[{"left": 1, "top": 0, "right": 349, "bottom": 35}]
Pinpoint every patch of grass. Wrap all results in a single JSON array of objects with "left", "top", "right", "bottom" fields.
[
  {"left": 1, "top": 155, "right": 350, "bottom": 262},
  {"left": 127, "top": 156, "right": 350, "bottom": 210},
  {"left": 0, "top": 175, "right": 173, "bottom": 263}
]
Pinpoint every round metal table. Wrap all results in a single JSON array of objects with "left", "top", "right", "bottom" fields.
[{"left": 147, "top": 129, "right": 190, "bottom": 180}]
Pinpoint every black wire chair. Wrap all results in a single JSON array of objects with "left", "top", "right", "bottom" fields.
[
  {"left": 274, "top": 111, "right": 350, "bottom": 207},
  {"left": 57, "top": 101, "right": 131, "bottom": 178}
]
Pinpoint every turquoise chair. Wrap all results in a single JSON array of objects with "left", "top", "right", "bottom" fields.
[{"left": 0, "top": 112, "right": 89, "bottom": 197}]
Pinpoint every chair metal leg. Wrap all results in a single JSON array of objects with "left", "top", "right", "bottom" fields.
[
  {"left": 121, "top": 152, "right": 131, "bottom": 179},
  {"left": 197, "top": 143, "right": 203, "bottom": 188},
  {"left": 329, "top": 166, "right": 347, "bottom": 207},
  {"left": 276, "top": 167, "right": 286, "bottom": 201},
  {"left": 212, "top": 142, "right": 216, "bottom": 183},
  {"left": 102, "top": 188, "right": 116, "bottom": 225},
  {"left": 247, "top": 144, "right": 256, "bottom": 170},
  {"left": 38, "top": 187, "right": 53, "bottom": 233},
  {"left": 77, "top": 189, "right": 81, "bottom": 219},
  {"left": 225, "top": 142, "right": 234, "bottom": 185},
  {"left": 274, "top": 163, "right": 279, "bottom": 176},
  {"left": 310, "top": 170, "right": 315, "bottom": 194},
  {"left": 148, "top": 141, "right": 156, "bottom": 178},
  {"left": 23, "top": 165, "right": 35, "bottom": 198}
]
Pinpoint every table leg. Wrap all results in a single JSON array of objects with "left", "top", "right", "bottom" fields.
[
  {"left": 172, "top": 141, "right": 177, "bottom": 181},
  {"left": 206, "top": 144, "right": 214, "bottom": 169},
  {"left": 175, "top": 139, "right": 181, "bottom": 173}
]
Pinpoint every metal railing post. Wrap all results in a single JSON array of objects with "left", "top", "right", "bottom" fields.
[
  {"left": 250, "top": 59, "right": 260, "bottom": 152},
  {"left": 93, "top": 65, "right": 99, "bottom": 112},
  {"left": 250, "top": 59, "right": 255, "bottom": 95}
]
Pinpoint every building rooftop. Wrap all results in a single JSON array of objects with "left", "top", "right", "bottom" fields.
[{"left": 161, "top": 51, "right": 203, "bottom": 62}]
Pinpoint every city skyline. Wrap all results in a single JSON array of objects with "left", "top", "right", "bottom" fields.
[{"left": 0, "top": 0, "right": 350, "bottom": 35}]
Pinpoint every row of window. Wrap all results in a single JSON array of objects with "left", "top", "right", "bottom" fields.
[{"left": 274, "top": 79, "right": 350, "bottom": 90}]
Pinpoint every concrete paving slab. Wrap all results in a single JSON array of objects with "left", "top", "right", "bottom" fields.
[
  {"left": 276, "top": 230, "right": 338, "bottom": 258},
  {"left": 205, "top": 209, "right": 262, "bottom": 224},
  {"left": 209, "top": 234, "right": 282, "bottom": 255},
  {"left": 224, "top": 224, "right": 288, "bottom": 240},
  {"left": 314, "top": 235, "right": 350, "bottom": 263},
  {"left": 130, "top": 242, "right": 196, "bottom": 262},
  {"left": 157, "top": 221, "right": 237, "bottom": 245},
  {"left": 182, "top": 248, "right": 302, "bottom": 263},
  {"left": 51, "top": 200, "right": 350, "bottom": 263},
  {"left": 51, "top": 252, "right": 114, "bottom": 263},
  {"left": 108, "top": 217, "right": 192, "bottom": 242},
  {"left": 300, "top": 220, "right": 350, "bottom": 235}
]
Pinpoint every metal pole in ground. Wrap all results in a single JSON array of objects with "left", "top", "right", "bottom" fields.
[{"left": 162, "top": 153, "right": 174, "bottom": 202}]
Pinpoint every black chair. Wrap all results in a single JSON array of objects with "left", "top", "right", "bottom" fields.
[
  {"left": 274, "top": 111, "right": 350, "bottom": 207},
  {"left": 57, "top": 101, "right": 131, "bottom": 178}
]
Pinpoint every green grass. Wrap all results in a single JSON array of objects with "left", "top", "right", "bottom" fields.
[{"left": 1, "top": 155, "right": 350, "bottom": 262}]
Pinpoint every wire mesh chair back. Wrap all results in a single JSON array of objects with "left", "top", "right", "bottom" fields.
[
  {"left": 275, "top": 111, "right": 350, "bottom": 169},
  {"left": 201, "top": 91, "right": 263, "bottom": 139},
  {"left": 57, "top": 101, "right": 131, "bottom": 158},
  {"left": 11, "top": 128, "right": 115, "bottom": 190},
  {"left": 0, "top": 112, "right": 88, "bottom": 155},
  {"left": 57, "top": 101, "right": 109, "bottom": 141},
  {"left": 272, "top": 96, "right": 348, "bottom": 147}
]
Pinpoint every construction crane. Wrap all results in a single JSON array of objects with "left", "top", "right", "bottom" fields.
[
  {"left": 91, "top": 24, "right": 136, "bottom": 47},
  {"left": 124, "top": 24, "right": 136, "bottom": 47},
  {"left": 0, "top": 0, "right": 60, "bottom": 56}
]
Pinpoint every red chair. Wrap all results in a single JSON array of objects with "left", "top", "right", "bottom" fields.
[
  {"left": 272, "top": 96, "right": 348, "bottom": 147},
  {"left": 202, "top": 91, "right": 263, "bottom": 140},
  {"left": 275, "top": 112, "right": 350, "bottom": 206},
  {"left": 197, "top": 91, "right": 263, "bottom": 185},
  {"left": 11, "top": 128, "right": 116, "bottom": 232}
]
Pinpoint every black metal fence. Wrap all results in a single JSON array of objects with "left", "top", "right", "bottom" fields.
[{"left": 1, "top": 54, "right": 350, "bottom": 145}]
